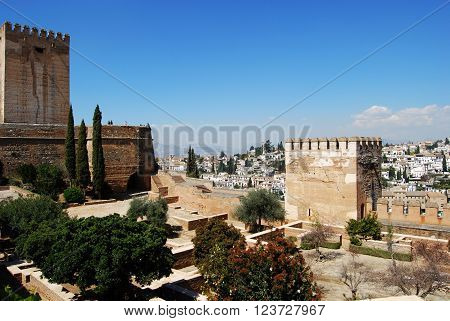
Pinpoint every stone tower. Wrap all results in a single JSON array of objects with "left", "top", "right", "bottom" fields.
[
  {"left": 0, "top": 21, "right": 69, "bottom": 124},
  {"left": 284, "top": 137, "right": 382, "bottom": 225}
]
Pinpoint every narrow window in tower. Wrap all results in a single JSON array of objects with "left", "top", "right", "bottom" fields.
[{"left": 34, "top": 46, "right": 44, "bottom": 54}]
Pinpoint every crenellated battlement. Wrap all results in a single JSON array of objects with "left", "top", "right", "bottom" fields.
[
  {"left": 285, "top": 136, "right": 382, "bottom": 152},
  {"left": 2, "top": 21, "right": 70, "bottom": 44},
  {"left": 1, "top": 21, "right": 70, "bottom": 125},
  {"left": 367, "top": 197, "right": 450, "bottom": 227}
]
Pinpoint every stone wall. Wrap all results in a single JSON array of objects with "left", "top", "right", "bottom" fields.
[
  {"left": 285, "top": 137, "right": 382, "bottom": 225},
  {"left": 0, "top": 22, "right": 69, "bottom": 124},
  {"left": 0, "top": 123, "right": 158, "bottom": 193},
  {"left": 151, "top": 172, "right": 243, "bottom": 216},
  {"left": 374, "top": 198, "right": 450, "bottom": 229}
]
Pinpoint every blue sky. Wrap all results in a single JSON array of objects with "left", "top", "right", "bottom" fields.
[{"left": 1, "top": 0, "right": 449, "bottom": 147}]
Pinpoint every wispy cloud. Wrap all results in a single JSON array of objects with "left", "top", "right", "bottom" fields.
[
  {"left": 353, "top": 104, "right": 450, "bottom": 128},
  {"left": 350, "top": 104, "right": 450, "bottom": 142}
]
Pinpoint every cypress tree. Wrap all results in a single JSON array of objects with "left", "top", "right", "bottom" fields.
[
  {"left": 65, "top": 105, "right": 76, "bottom": 183},
  {"left": 186, "top": 146, "right": 199, "bottom": 178},
  {"left": 443, "top": 154, "right": 447, "bottom": 172},
  {"left": 211, "top": 156, "right": 215, "bottom": 174},
  {"left": 92, "top": 105, "right": 105, "bottom": 198},
  {"left": 76, "top": 119, "right": 90, "bottom": 188}
]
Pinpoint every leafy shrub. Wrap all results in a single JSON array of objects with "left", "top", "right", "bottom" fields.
[
  {"left": 346, "top": 213, "right": 381, "bottom": 240},
  {"left": 193, "top": 218, "right": 245, "bottom": 270},
  {"left": 126, "top": 198, "right": 168, "bottom": 227},
  {"left": 16, "top": 164, "right": 37, "bottom": 184},
  {"left": 64, "top": 187, "right": 85, "bottom": 204},
  {"left": 0, "top": 195, "right": 66, "bottom": 238},
  {"left": 34, "top": 164, "right": 65, "bottom": 199},
  {"left": 350, "top": 236, "right": 362, "bottom": 246}
]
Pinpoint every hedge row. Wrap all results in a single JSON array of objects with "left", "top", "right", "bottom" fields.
[
  {"left": 349, "top": 244, "right": 412, "bottom": 262},
  {"left": 300, "top": 241, "right": 341, "bottom": 250}
]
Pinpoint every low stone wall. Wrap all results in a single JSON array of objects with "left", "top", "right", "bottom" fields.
[
  {"left": 172, "top": 245, "right": 195, "bottom": 269},
  {"left": 172, "top": 215, "right": 208, "bottom": 231},
  {"left": 362, "top": 239, "right": 412, "bottom": 255}
]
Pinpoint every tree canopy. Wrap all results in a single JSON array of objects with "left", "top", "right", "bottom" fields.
[
  {"left": 235, "top": 189, "right": 285, "bottom": 232},
  {"left": 201, "top": 231, "right": 321, "bottom": 300},
  {"left": 18, "top": 214, "right": 173, "bottom": 299},
  {"left": 126, "top": 197, "right": 168, "bottom": 227}
]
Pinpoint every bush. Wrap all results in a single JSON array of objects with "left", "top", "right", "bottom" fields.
[
  {"left": 0, "top": 195, "right": 66, "bottom": 238},
  {"left": 349, "top": 244, "right": 412, "bottom": 262},
  {"left": 350, "top": 236, "right": 362, "bottom": 246},
  {"left": 64, "top": 187, "right": 85, "bottom": 204},
  {"left": 346, "top": 213, "right": 381, "bottom": 240},
  {"left": 126, "top": 198, "right": 168, "bottom": 227},
  {"left": 34, "top": 164, "right": 65, "bottom": 199},
  {"left": 16, "top": 164, "right": 37, "bottom": 184}
]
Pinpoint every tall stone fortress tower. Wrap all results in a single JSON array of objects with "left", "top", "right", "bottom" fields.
[
  {"left": 284, "top": 137, "right": 382, "bottom": 226},
  {"left": 0, "top": 21, "right": 69, "bottom": 124},
  {"left": 0, "top": 21, "right": 158, "bottom": 192}
]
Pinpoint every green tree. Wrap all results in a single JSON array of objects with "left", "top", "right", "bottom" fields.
[
  {"left": 16, "top": 164, "right": 37, "bottom": 185},
  {"left": 76, "top": 120, "right": 91, "bottom": 188},
  {"left": 212, "top": 232, "right": 321, "bottom": 301},
  {"left": 346, "top": 213, "right": 381, "bottom": 241},
  {"left": 227, "top": 157, "right": 236, "bottom": 174},
  {"left": 415, "top": 146, "right": 420, "bottom": 154},
  {"left": 396, "top": 170, "right": 402, "bottom": 181},
  {"left": 263, "top": 140, "right": 273, "bottom": 153},
  {"left": 23, "top": 215, "right": 173, "bottom": 299},
  {"left": 277, "top": 141, "right": 284, "bottom": 151},
  {"left": 186, "top": 146, "right": 199, "bottom": 178},
  {"left": 402, "top": 168, "right": 409, "bottom": 182},
  {"left": 0, "top": 196, "right": 66, "bottom": 238},
  {"left": 92, "top": 105, "right": 105, "bottom": 198},
  {"left": 220, "top": 150, "right": 226, "bottom": 158},
  {"left": 126, "top": 198, "right": 168, "bottom": 227},
  {"left": 443, "top": 154, "right": 447, "bottom": 172},
  {"left": 445, "top": 137, "right": 449, "bottom": 145},
  {"left": 65, "top": 105, "right": 76, "bottom": 183},
  {"left": 247, "top": 177, "right": 253, "bottom": 188},
  {"left": 235, "top": 189, "right": 285, "bottom": 232},
  {"left": 388, "top": 166, "right": 395, "bottom": 180},
  {"left": 218, "top": 160, "right": 226, "bottom": 173},
  {"left": 211, "top": 156, "right": 215, "bottom": 173},
  {"left": 34, "top": 164, "right": 65, "bottom": 200}
]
